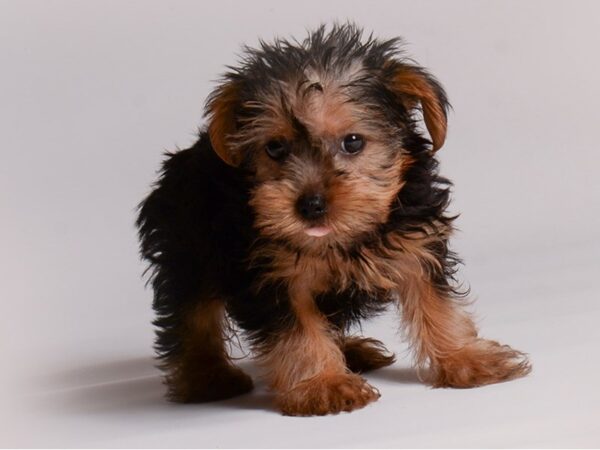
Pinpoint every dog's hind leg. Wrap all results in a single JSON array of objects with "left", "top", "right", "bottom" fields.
[
  {"left": 342, "top": 336, "right": 396, "bottom": 373},
  {"left": 160, "top": 299, "right": 253, "bottom": 403}
]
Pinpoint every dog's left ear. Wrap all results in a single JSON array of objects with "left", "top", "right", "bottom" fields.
[
  {"left": 205, "top": 80, "right": 244, "bottom": 166},
  {"left": 388, "top": 64, "right": 450, "bottom": 151}
]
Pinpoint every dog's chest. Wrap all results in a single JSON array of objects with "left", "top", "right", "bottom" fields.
[{"left": 274, "top": 242, "right": 413, "bottom": 296}]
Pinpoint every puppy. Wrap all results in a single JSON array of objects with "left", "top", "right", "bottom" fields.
[{"left": 137, "top": 24, "right": 531, "bottom": 416}]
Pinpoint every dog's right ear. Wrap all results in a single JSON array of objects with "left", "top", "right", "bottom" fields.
[{"left": 205, "top": 80, "right": 244, "bottom": 166}]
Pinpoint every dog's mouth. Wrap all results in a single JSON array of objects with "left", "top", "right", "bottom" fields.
[{"left": 303, "top": 226, "right": 332, "bottom": 238}]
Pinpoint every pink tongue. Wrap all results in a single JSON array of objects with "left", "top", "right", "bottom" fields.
[{"left": 304, "top": 226, "right": 331, "bottom": 237}]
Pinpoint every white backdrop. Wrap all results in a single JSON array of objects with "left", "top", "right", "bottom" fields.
[{"left": 1, "top": 0, "right": 599, "bottom": 447}]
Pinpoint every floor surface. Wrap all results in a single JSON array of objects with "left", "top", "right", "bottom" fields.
[{"left": 3, "top": 240, "right": 599, "bottom": 447}]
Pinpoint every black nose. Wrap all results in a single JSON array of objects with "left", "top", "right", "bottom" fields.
[{"left": 296, "top": 193, "right": 327, "bottom": 220}]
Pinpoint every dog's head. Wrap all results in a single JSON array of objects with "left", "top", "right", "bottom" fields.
[{"left": 205, "top": 24, "right": 449, "bottom": 252}]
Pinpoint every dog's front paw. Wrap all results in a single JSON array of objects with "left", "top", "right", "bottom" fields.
[
  {"left": 432, "top": 338, "right": 531, "bottom": 388},
  {"left": 277, "top": 373, "right": 380, "bottom": 416}
]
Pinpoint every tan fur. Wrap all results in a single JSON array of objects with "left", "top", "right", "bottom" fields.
[
  {"left": 249, "top": 225, "right": 449, "bottom": 295},
  {"left": 166, "top": 300, "right": 253, "bottom": 402},
  {"left": 277, "top": 372, "right": 380, "bottom": 416},
  {"left": 298, "top": 88, "right": 361, "bottom": 138},
  {"left": 432, "top": 339, "right": 532, "bottom": 388},
  {"left": 390, "top": 66, "right": 448, "bottom": 151},
  {"left": 207, "top": 82, "right": 243, "bottom": 166},
  {"left": 247, "top": 90, "right": 411, "bottom": 254},
  {"left": 342, "top": 336, "right": 396, "bottom": 373},
  {"left": 254, "top": 228, "right": 530, "bottom": 391},
  {"left": 259, "top": 271, "right": 342, "bottom": 392},
  {"left": 226, "top": 74, "right": 392, "bottom": 165},
  {"left": 397, "top": 264, "right": 532, "bottom": 387},
  {"left": 258, "top": 271, "right": 379, "bottom": 415}
]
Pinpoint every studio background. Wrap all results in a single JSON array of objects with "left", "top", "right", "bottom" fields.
[{"left": 1, "top": 0, "right": 599, "bottom": 447}]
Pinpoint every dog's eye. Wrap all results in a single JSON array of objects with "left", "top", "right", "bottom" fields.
[
  {"left": 341, "top": 134, "right": 365, "bottom": 155},
  {"left": 265, "top": 140, "right": 289, "bottom": 160}
]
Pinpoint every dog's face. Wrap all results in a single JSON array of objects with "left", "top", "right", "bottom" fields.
[{"left": 206, "top": 26, "right": 449, "bottom": 252}]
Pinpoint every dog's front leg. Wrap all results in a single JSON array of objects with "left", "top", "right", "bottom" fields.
[
  {"left": 398, "top": 269, "right": 531, "bottom": 388},
  {"left": 259, "top": 280, "right": 380, "bottom": 416}
]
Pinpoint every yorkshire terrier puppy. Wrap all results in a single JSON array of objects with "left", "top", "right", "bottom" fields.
[{"left": 137, "top": 24, "right": 531, "bottom": 416}]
